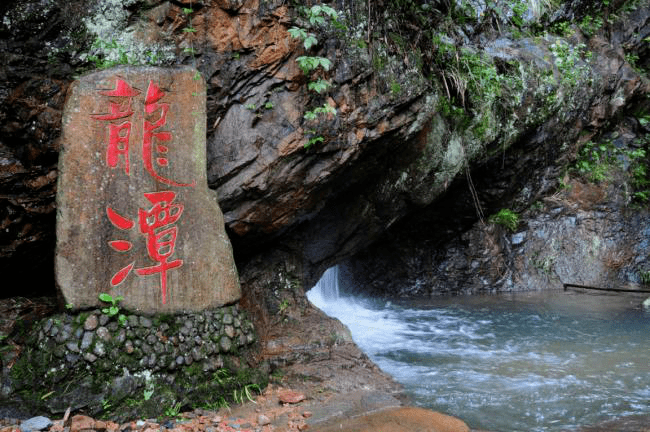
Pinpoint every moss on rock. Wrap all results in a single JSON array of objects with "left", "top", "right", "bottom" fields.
[{"left": 5, "top": 306, "right": 266, "bottom": 420}]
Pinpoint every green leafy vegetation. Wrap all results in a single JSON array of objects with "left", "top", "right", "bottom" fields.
[
  {"left": 86, "top": 37, "right": 152, "bottom": 69},
  {"left": 288, "top": 4, "right": 343, "bottom": 148},
  {"left": 102, "top": 399, "right": 112, "bottom": 410},
  {"left": 98, "top": 293, "right": 127, "bottom": 326},
  {"left": 485, "top": 0, "right": 534, "bottom": 29},
  {"left": 233, "top": 384, "right": 261, "bottom": 404},
  {"left": 296, "top": 56, "right": 332, "bottom": 75},
  {"left": 163, "top": 401, "right": 182, "bottom": 418},
  {"left": 198, "top": 367, "right": 263, "bottom": 409},
  {"left": 490, "top": 208, "right": 520, "bottom": 231},
  {"left": 278, "top": 298, "right": 290, "bottom": 315},
  {"left": 641, "top": 270, "right": 650, "bottom": 285},
  {"left": 303, "top": 103, "right": 336, "bottom": 121},
  {"left": 181, "top": 4, "right": 198, "bottom": 60},
  {"left": 627, "top": 147, "right": 649, "bottom": 203},
  {"left": 625, "top": 52, "right": 641, "bottom": 73},
  {"left": 574, "top": 140, "right": 618, "bottom": 183},
  {"left": 571, "top": 117, "right": 650, "bottom": 206},
  {"left": 307, "top": 78, "right": 332, "bottom": 94},
  {"left": 549, "top": 40, "right": 591, "bottom": 89},
  {"left": 306, "top": 136, "right": 324, "bottom": 149},
  {"left": 431, "top": 34, "right": 525, "bottom": 142},
  {"left": 390, "top": 81, "right": 402, "bottom": 96},
  {"left": 550, "top": 20, "right": 573, "bottom": 36},
  {"left": 532, "top": 250, "right": 557, "bottom": 276},
  {"left": 579, "top": 14, "right": 604, "bottom": 36}
]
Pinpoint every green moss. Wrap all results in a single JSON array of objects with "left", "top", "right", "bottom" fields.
[
  {"left": 490, "top": 209, "right": 520, "bottom": 232},
  {"left": 9, "top": 305, "right": 264, "bottom": 420},
  {"left": 472, "top": 111, "right": 493, "bottom": 141},
  {"left": 9, "top": 348, "right": 34, "bottom": 383},
  {"left": 152, "top": 313, "right": 182, "bottom": 333},
  {"left": 80, "top": 0, "right": 175, "bottom": 68},
  {"left": 89, "top": 354, "right": 268, "bottom": 420}
]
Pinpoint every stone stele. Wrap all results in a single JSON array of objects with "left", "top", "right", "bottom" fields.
[{"left": 56, "top": 66, "right": 240, "bottom": 313}]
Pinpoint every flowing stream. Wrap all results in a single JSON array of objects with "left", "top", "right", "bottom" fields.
[{"left": 307, "top": 266, "right": 650, "bottom": 432}]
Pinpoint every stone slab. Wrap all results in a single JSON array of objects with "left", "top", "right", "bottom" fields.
[
  {"left": 314, "top": 406, "right": 471, "bottom": 432},
  {"left": 56, "top": 66, "right": 240, "bottom": 313}
]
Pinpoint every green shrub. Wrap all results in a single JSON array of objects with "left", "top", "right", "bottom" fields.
[
  {"left": 490, "top": 208, "right": 520, "bottom": 231},
  {"left": 640, "top": 270, "right": 650, "bottom": 285}
]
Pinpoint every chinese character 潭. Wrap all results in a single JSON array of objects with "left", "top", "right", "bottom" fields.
[{"left": 106, "top": 191, "right": 184, "bottom": 304}]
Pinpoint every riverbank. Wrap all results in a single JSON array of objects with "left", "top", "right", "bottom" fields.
[
  {"left": 0, "top": 296, "right": 473, "bottom": 431},
  {"left": 5, "top": 295, "right": 650, "bottom": 431},
  {"left": 0, "top": 386, "right": 470, "bottom": 432}
]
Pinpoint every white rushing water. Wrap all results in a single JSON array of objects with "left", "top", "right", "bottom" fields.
[{"left": 307, "top": 266, "right": 650, "bottom": 432}]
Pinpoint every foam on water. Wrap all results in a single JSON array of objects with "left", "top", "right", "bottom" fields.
[{"left": 307, "top": 266, "right": 650, "bottom": 432}]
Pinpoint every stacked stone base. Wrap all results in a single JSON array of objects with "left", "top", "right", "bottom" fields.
[{"left": 3, "top": 305, "right": 267, "bottom": 421}]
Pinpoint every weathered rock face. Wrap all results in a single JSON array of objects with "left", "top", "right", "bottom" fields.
[
  {"left": 200, "top": 0, "right": 432, "bottom": 268},
  {"left": 340, "top": 104, "right": 650, "bottom": 298},
  {"left": 327, "top": 1, "right": 650, "bottom": 298},
  {"left": 340, "top": 196, "right": 650, "bottom": 298},
  {"left": 1, "top": 0, "right": 650, "bottom": 306},
  {"left": 57, "top": 66, "right": 239, "bottom": 312},
  {"left": 0, "top": 0, "right": 91, "bottom": 296},
  {"left": 195, "top": 0, "right": 650, "bottom": 291}
]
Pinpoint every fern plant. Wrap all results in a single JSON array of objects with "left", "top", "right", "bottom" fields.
[
  {"left": 288, "top": 4, "right": 342, "bottom": 148},
  {"left": 489, "top": 208, "right": 520, "bottom": 232}
]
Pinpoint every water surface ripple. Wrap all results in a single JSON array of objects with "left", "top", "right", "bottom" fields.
[{"left": 308, "top": 271, "right": 650, "bottom": 432}]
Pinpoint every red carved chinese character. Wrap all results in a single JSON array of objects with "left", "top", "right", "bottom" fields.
[
  {"left": 92, "top": 79, "right": 141, "bottom": 175},
  {"left": 106, "top": 206, "right": 135, "bottom": 286},
  {"left": 100, "top": 78, "right": 194, "bottom": 304},
  {"left": 142, "top": 80, "right": 195, "bottom": 187},
  {"left": 105, "top": 192, "right": 184, "bottom": 304},
  {"left": 105, "top": 122, "right": 132, "bottom": 174},
  {"left": 134, "top": 191, "right": 184, "bottom": 304}
]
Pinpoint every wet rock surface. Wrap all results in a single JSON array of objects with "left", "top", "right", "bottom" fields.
[
  {"left": 339, "top": 83, "right": 650, "bottom": 297},
  {"left": 340, "top": 170, "right": 650, "bottom": 298}
]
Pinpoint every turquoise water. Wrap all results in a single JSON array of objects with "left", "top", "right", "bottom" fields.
[{"left": 308, "top": 267, "right": 650, "bottom": 432}]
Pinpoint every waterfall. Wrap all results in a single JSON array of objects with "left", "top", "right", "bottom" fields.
[{"left": 306, "top": 266, "right": 340, "bottom": 307}]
